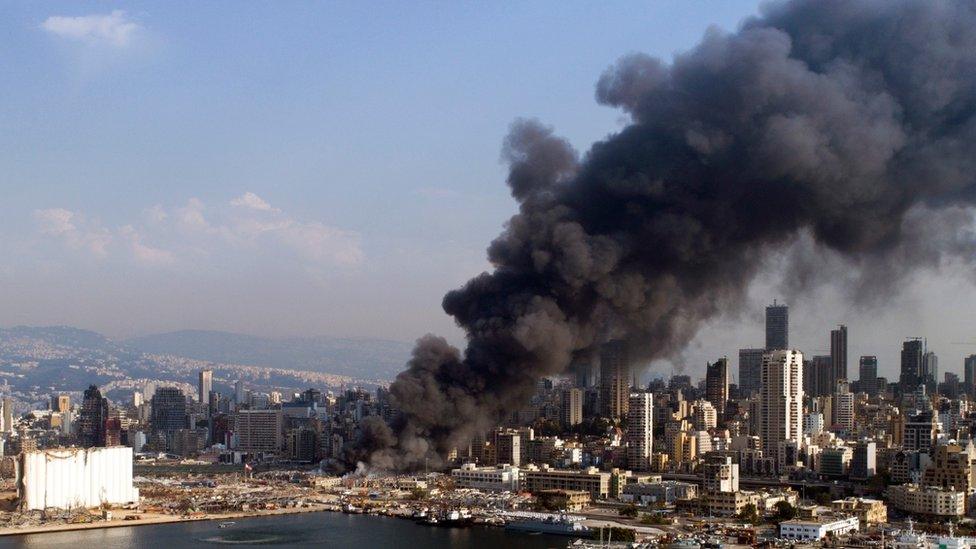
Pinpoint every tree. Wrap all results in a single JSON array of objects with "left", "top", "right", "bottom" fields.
[
  {"left": 737, "top": 503, "right": 760, "bottom": 525},
  {"left": 774, "top": 501, "right": 796, "bottom": 522},
  {"left": 814, "top": 491, "right": 833, "bottom": 505},
  {"left": 618, "top": 504, "right": 639, "bottom": 518}
]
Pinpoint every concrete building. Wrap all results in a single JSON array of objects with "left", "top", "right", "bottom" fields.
[
  {"left": 627, "top": 393, "right": 653, "bottom": 472},
  {"left": 702, "top": 454, "right": 739, "bottom": 493},
  {"left": 765, "top": 301, "right": 789, "bottom": 350},
  {"left": 151, "top": 387, "right": 188, "bottom": 440},
  {"left": 738, "top": 348, "right": 764, "bottom": 397},
  {"left": 833, "top": 383, "right": 854, "bottom": 432},
  {"left": 921, "top": 443, "right": 976, "bottom": 497},
  {"left": 859, "top": 356, "right": 878, "bottom": 395},
  {"left": 198, "top": 369, "right": 213, "bottom": 406},
  {"left": 622, "top": 480, "right": 697, "bottom": 505},
  {"left": 965, "top": 354, "right": 976, "bottom": 398},
  {"left": 705, "top": 358, "right": 729, "bottom": 421},
  {"left": 450, "top": 463, "right": 520, "bottom": 492},
  {"left": 887, "top": 484, "right": 965, "bottom": 517},
  {"left": 759, "top": 350, "right": 803, "bottom": 469},
  {"left": 850, "top": 442, "right": 877, "bottom": 480},
  {"left": 819, "top": 447, "right": 851, "bottom": 477},
  {"left": 18, "top": 447, "right": 139, "bottom": 510},
  {"left": 78, "top": 385, "right": 108, "bottom": 448},
  {"left": 830, "top": 325, "right": 848, "bottom": 387},
  {"left": 494, "top": 430, "right": 521, "bottom": 467},
  {"left": 900, "top": 339, "right": 925, "bottom": 395},
  {"left": 693, "top": 400, "right": 718, "bottom": 431},
  {"left": 780, "top": 516, "right": 859, "bottom": 541},
  {"left": 902, "top": 410, "right": 940, "bottom": 453},
  {"left": 521, "top": 465, "right": 611, "bottom": 500},
  {"left": 831, "top": 498, "right": 888, "bottom": 525},
  {"left": 560, "top": 388, "right": 582, "bottom": 428},
  {"left": 704, "top": 490, "right": 761, "bottom": 517},
  {"left": 600, "top": 340, "right": 630, "bottom": 419},
  {"left": 234, "top": 409, "right": 283, "bottom": 454}
]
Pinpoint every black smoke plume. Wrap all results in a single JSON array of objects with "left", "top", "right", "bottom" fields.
[{"left": 362, "top": 0, "right": 976, "bottom": 469}]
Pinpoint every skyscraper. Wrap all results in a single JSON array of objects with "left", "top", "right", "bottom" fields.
[
  {"left": 705, "top": 358, "right": 729, "bottom": 421},
  {"left": 2, "top": 398, "right": 12, "bottom": 434},
  {"left": 235, "top": 380, "right": 245, "bottom": 405},
  {"left": 560, "top": 388, "right": 583, "bottom": 428},
  {"left": 600, "top": 340, "right": 630, "bottom": 419},
  {"left": 151, "top": 387, "right": 188, "bottom": 438},
  {"left": 759, "top": 350, "right": 803, "bottom": 469},
  {"left": 78, "top": 385, "right": 108, "bottom": 447},
  {"left": 627, "top": 392, "right": 653, "bottom": 472},
  {"left": 738, "top": 348, "right": 764, "bottom": 396},
  {"left": 813, "top": 355, "right": 833, "bottom": 397},
  {"left": 830, "top": 325, "right": 848, "bottom": 384},
  {"left": 765, "top": 300, "right": 789, "bottom": 350},
  {"left": 900, "top": 339, "right": 924, "bottom": 395},
  {"left": 922, "top": 351, "right": 938, "bottom": 393},
  {"left": 198, "top": 369, "right": 213, "bottom": 406},
  {"left": 859, "top": 356, "right": 878, "bottom": 395},
  {"left": 965, "top": 355, "right": 976, "bottom": 397}
]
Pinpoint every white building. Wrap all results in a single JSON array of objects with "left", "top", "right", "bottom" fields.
[
  {"left": 693, "top": 400, "right": 718, "bottom": 430},
  {"left": 760, "top": 350, "right": 804, "bottom": 469},
  {"left": 779, "top": 515, "right": 859, "bottom": 541},
  {"left": 833, "top": 383, "right": 854, "bottom": 432},
  {"left": 18, "top": 447, "right": 140, "bottom": 510},
  {"left": 627, "top": 393, "right": 653, "bottom": 472},
  {"left": 804, "top": 412, "right": 824, "bottom": 436},
  {"left": 702, "top": 455, "right": 739, "bottom": 493},
  {"left": 450, "top": 463, "right": 520, "bottom": 492}
]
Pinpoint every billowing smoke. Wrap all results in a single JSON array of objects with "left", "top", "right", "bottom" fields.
[{"left": 363, "top": 0, "right": 976, "bottom": 469}]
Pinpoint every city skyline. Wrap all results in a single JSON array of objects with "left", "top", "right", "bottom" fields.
[{"left": 3, "top": 2, "right": 976, "bottom": 385}]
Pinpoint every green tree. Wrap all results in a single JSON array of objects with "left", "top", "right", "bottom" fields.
[
  {"left": 618, "top": 504, "right": 639, "bottom": 518},
  {"left": 737, "top": 503, "right": 760, "bottom": 525},
  {"left": 774, "top": 501, "right": 796, "bottom": 522}
]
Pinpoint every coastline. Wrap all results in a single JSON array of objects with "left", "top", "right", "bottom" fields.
[{"left": 0, "top": 504, "right": 333, "bottom": 537}]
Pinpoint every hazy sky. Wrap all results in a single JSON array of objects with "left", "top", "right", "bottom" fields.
[{"left": 3, "top": 1, "right": 976, "bottom": 382}]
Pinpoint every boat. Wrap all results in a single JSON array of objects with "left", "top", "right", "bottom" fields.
[
  {"left": 505, "top": 514, "right": 590, "bottom": 536},
  {"left": 218, "top": 521, "right": 235, "bottom": 529}
]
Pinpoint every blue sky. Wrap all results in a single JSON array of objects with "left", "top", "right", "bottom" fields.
[{"left": 5, "top": 1, "right": 975, "bottom": 379}]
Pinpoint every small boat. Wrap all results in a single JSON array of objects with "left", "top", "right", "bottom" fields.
[{"left": 218, "top": 521, "right": 235, "bottom": 529}]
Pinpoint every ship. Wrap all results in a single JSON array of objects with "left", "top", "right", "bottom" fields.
[{"left": 505, "top": 514, "right": 590, "bottom": 536}]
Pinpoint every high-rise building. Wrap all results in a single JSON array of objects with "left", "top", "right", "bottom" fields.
[
  {"left": 151, "top": 387, "right": 188, "bottom": 437},
  {"left": 900, "top": 339, "right": 924, "bottom": 395},
  {"left": 235, "top": 380, "right": 245, "bottom": 405},
  {"left": 922, "top": 351, "right": 939, "bottom": 393},
  {"left": 627, "top": 393, "right": 653, "bottom": 471},
  {"left": 814, "top": 355, "right": 833, "bottom": 397},
  {"left": 51, "top": 394, "right": 70, "bottom": 413},
  {"left": 78, "top": 385, "right": 108, "bottom": 447},
  {"left": 738, "top": 348, "right": 764, "bottom": 396},
  {"left": 833, "top": 381, "right": 854, "bottom": 432},
  {"left": 561, "top": 388, "right": 583, "bottom": 428},
  {"left": 600, "top": 340, "right": 630, "bottom": 419},
  {"left": 2, "top": 398, "right": 12, "bottom": 434},
  {"left": 831, "top": 325, "right": 848, "bottom": 385},
  {"left": 859, "top": 356, "right": 878, "bottom": 395},
  {"left": 198, "top": 369, "right": 213, "bottom": 406},
  {"left": 759, "top": 350, "right": 803, "bottom": 469},
  {"left": 705, "top": 358, "right": 729, "bottom": 422},
  {"left": 850, "top": 441, "right": 877, "bottom": 480},
  {"left": 765, "top": 301, "right": 789, "bottom": 350},
  {"left": 965, "top": 355, "right": 976, "bottom": 398},
  {"left": 235, "top": 409, "right": 284, "bottom": 454}
]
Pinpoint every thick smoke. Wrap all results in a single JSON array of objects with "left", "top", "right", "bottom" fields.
[{"left": 363, "top": 0, "right": 976, "bottom": 469}]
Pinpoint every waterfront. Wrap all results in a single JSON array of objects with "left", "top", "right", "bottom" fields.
[{"left": 0, "top": 511, "right": 566, "bottom": 548}]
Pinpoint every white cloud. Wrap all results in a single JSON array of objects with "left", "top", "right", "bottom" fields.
[
  {"left": 41, "top": 10, "right": 140, "bottom": 48},
  {"left": 120, "top": 226, "right": 175, "bottom": 266},
  {"left": 33, "top": 208, "right": 112, "bottom": 256},
  {"left": 231, "top": 192, "right": 280, "bottom": 212},
  {"left": 33, "top": 195, "right": 363, "bottom": 272}
]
